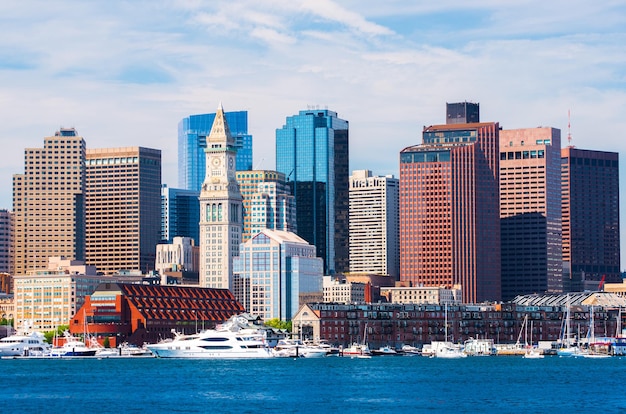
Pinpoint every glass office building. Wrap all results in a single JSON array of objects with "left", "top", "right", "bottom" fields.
[
  {"left": 276, "top": 109, "right": 349, "bottom": 275},
  {"left": 178, "top": 111, "right": 253, "bottom": 191}
]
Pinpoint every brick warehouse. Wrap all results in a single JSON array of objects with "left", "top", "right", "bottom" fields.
[{"left": 70, "top": 283, "right": 244, "bottom": 346}]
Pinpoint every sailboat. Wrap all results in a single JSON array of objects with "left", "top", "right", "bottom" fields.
[
  {"left": 523, "top": 320, "right": 544, "bottom": 359},
  {"left": 434, "top": 303, "right": 466, "bottom": 359},
  {"left": 557, "top": 295, "right": 581, "bottom": 357},
  {"left": 581, "top": 306, "right": 610, "bottom": 359},
  {"left": 342, "top": 323, "right": 371, "bottom": 358}
]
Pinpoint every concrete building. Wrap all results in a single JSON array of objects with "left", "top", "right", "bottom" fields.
[
  {"left": 178, "top": 110, "right": 252, "bottom": 192},
  {"left": 233, "top": 229, "right": 323, "bottom": 321},
  {"left": 349, "top": 170, "right": 399, "bottom": 279},
  {"left": 199, "top": 104, "right": 243, "bottom": 289},
  {"left": 155, "top": 237, "right": 198, "bottom": 274},
  {"left": 161, "top": 184, "right": 200, "bottom": 244},
  {"left": 85, "top": 147, "right": 161, "bottom": 275},
  {"left": 446, "top": 101, "right": 480, "bottom": 124},
  {"left": 322, "top": 276, "right": 366, "bottom": 304},
  {"left": 380, "top": 284, "right": 462, "bottom": 305},
  {"left": 499, "top": 127, "right": 562, "bottom": 300},
  {"left": 235, "top": 170, "right": 296, "bottom": 242},
  {"left": 276, "top": 108, "right": 350, "bottom": 275},
  {"left": 561, "top": 148, "right": 620, "bottom": 289},
  {"left": 399, "top": 117, "right": 501, "bottom": 303},
  {"left": 11, "top": 128, "right": 86, "bottom": 276},
  {"left": 12, "top": 257, "right": 119, "bottom": 331},
  {"left": 0, "top": 209, "right": 10, "bottom": 274}
]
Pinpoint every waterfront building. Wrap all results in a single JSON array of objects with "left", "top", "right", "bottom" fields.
[
  {"left": 85, "top": 147, "right": 161, "bottom": 274},
  {"left": 561, "top": 148, "right": 620, "bottom": 289},
  {"left": 276, "top": 108, "right": 350, "bottom": 275},
  {"left": 0, "top": 273, "right": 10, "bottom": 295},
  {"left": 232, "top": 229, "right": 323, "bottom": 321},
  {"left": 322, "top": 276, "right": 366, "bottom": 304},
  {"left": 0, "top": 209, "right": 10, "bottom": 274},
  {"left": 349, "top": 170, "right": 399, "bottom": 279},
  {"left": 161, "top": 184, "right": 200, "bottom": 243},
  {"left": 295, "top": 292, "right": 626, "bottom": 349},
  {"left": 198, "top": 104, "right": 243, "bottom": 289},
  {"left": 70, "top": 282, "right": 245, "bottom": 346},
  {"left": 380, "top": 284, "right": 462, "bottom": 305},
  {"left": 178, "top": 110, "right": 252, "bottom": 191},
  {"left": 0, "top": 294, "right": 14, "bottom": 323},
  {"left": 235, "top": 170, "right": 296, "bottom": 242},
  {"left": 11, "top": 128, "right": 86, "bottom": 276},
  {"left": 12, "top": 257, "right": 123, "bottom": 331},
  {"left": 399, "top": 117, "right": 501, "bottom": 303},
  {"left": 499, "top": 128, "right": 562, "bottom": 300}
]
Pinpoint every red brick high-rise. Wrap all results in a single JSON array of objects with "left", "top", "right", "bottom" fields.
[{"left": 400, "top": 121, "right": 501, "bottom": 303}]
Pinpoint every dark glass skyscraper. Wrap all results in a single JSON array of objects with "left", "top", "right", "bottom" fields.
[
  {"left": 178, "top": 111, "right": 253, "bottom": 191},
  {"left": 276, "top": 109, "right": 349, "bottom": 275}
]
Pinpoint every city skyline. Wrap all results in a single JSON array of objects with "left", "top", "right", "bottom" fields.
[{"left": 1, "top": 1, "right": 625, "bottom": 264}]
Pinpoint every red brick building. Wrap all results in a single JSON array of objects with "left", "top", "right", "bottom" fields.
[{"left": 70, "top": 282, "right": 244, "bottom": 346}]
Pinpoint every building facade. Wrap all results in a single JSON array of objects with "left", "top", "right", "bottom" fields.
[
  {"left": 349, "top": 170, "right": 399, "bottom": 279},
  {"left": 236, "top": 170, "right": 296, "bottom": 242},
  {"left": 11, "top": 128, "right": 86, "bottom": 276},
  {"left": 161, "top": 184, "right": 200, "bottom": 243},
  {"left": 155, "top": 236, "right": 198, "bottom": 274},
  {"left": 561, "top": 148, "right": 620, "bottom": 288},
  {"left": 199, "top": 104, "right": 243, "bottom": 289},
  {"left": 446, "top": 101, "right": 480, "bottom": 124},
  {"left": 499, "top": 128, "right": 562, "bottom": 300},
  {"left": 322, "top": 276, "right": 366, "bottom": 304},
  {"left": 178, "top": 110, "right": 252, "bottom": 191},
  {"left": 12, "top": 257, "right": 114, "bottom": 331},
  {"left": 232, "top": 229, "right": 323, "bottom": 321},
  {"left": 276, "top": 108, "right": 349, "bottom": 275},
  {"left": 0, "top": 209, "right": 10, "bottom": 274},
  {"left": 85, "top": 147, "right": 162, "bottom": 274},
  {"left": 379, "top": 285, "right": 462, "bottom": 305},
  {"left": 399, "top": 121, "right": 501, "bottom": 303}
]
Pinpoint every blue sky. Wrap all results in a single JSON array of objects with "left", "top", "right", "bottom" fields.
[{"left": 1, "top": 0, "right": 626, "bottom": 264}]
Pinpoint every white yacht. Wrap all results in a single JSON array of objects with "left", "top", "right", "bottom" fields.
[
  {"left": 272, "top": 339, "right": 327, "bottom": 358},
  {"left": 146, "top": 316, "right": 272, "bottom": 359},
  {"left": 0, "top": 331, "right": 51, "bottom": 357},
  {"left": 49, "top": 331, "right": 97, "bottom": 357}
]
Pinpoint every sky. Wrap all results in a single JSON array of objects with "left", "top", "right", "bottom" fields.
[{"left": 1, "top": 0, "right": 626, "bottom": 264}]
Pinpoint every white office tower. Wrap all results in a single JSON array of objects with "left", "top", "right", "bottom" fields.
[{"left": 348, "top": 170, "right": 399, "bottom": 279}]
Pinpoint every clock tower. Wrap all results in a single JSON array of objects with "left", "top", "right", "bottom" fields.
[{"left": 199, "top": 103, "right": 242, "bottom": 289}]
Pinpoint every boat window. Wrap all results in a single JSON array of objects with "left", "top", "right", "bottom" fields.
[
  {"left": 201, "top": 337, "right": 230, "bottom": 342},
  {"left": 199, "top": 346, "right": 233, "bottom": 350}
]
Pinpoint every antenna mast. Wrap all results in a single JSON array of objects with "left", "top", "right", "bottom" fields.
[{"left": 567, "top": 109, "right": 572, "bottom": 147}]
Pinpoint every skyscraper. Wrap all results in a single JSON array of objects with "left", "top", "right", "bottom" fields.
[
  {"left": 85, "top": 147, "right": 162, "bottom": 274},
  {"left": 11, "top": 128, "right": 86, "bottom": 275},
  {"left": 0, "top": 209, "right": 10, "bottom": 274},
  {"left": 561, "top": 147, "right": 620, "bottom": 289},
  {"left": 199, "top": 104, "right": 243, "bottom": 289},
  {"left": 161, "top": 184, "right": 200, "bottom": 244},
  {"left": 349, "top": 170, "right": 399, "bottom": 279},
  {"left": 276, "top": 108, "right": 349, "bottom": 275},
  {"left": 400, "top": 121, "right": 501, "bottom": 303},
  {"left": 178, "top": 111, "right": 253, "bottom": 191},
  {"left": 499, "top": 128, "right": 562, "bottom": 300},
  {"left": 235, "top": 170, "right": 296, "bottom": 242},
  {"left": 446, "top": 102, "right": 480, "bottom": 124}
]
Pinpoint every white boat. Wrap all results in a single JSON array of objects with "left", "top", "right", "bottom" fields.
[
  {"left": 580, "top": 306, "right": 611, "bottom": 359},
  {"left": 557, "top": 294, "right": 581, "bottom": 357},
  {"left": 401, "top": 344, "right": 421, "bottom": 355},
  {"left": 371, "top": 346, "right": 398, "bottom": 356},
  {"left": 146, "top": 315, "right": 272, "bottom": 359},
  {"left": 523, "top": 347, "right": 544, "bottom": 359},
  {"left": 342, "top": 342, "right": 372, "bottom": 357},
  {"left": 434, "top": 342, "right": 467, "bottom": 359},
  {"left": 463, "top": 338, "right": 496, "bottom": 356},
  {"left": 0, "top": 331, "right": 51, "bottom": 357},
  {"left": 272, "top": 339, "right": 327, "bottom": 358},
  {"left": 50, "top": 331, "right": 97, "bottom": 357}
]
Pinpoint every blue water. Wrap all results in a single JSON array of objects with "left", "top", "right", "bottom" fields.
[{"left": 1, "top": 356, "right": 625, "bottom": 413}]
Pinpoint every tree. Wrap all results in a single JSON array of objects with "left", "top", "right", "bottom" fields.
[
  {"left": 44, "top": 325, "right": 70, "bottom": 344},
  {"left": 264, "top": 318, "right": 292, "bottom": 331}
]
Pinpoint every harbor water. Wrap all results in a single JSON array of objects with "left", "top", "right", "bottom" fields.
[{"left": 1, "top": 355, "right": 625, "bottom": 413}]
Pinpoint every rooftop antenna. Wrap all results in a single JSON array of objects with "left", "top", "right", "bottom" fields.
[{"left": 567, "top": 109, "right": 573, "bottom": 147}]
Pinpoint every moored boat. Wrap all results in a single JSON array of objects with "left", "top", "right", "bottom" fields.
[{"left": 0, "top": 331, "right": 51, "bottom": 357}]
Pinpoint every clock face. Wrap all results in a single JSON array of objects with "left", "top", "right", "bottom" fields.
[{"left": 212, "top": 157, "right": 221, "bottom": 167}]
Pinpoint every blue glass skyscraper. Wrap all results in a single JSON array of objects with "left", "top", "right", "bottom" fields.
[
  {"left": 276, "top": 109, "right": 349, "bottom": 275},
  {"left": 178, "top": 111, "right": 253, "bottom": 191}
]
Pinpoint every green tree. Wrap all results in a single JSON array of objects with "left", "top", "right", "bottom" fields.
[
  {"left": 103, "top": 336, "right": 110, "bottom": 348},
  {"left": 264, "top": 318, "right": 292, "bottom": 331},
  {"left": 44, "top": 325, "right": 70, "bottom": 344}
]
